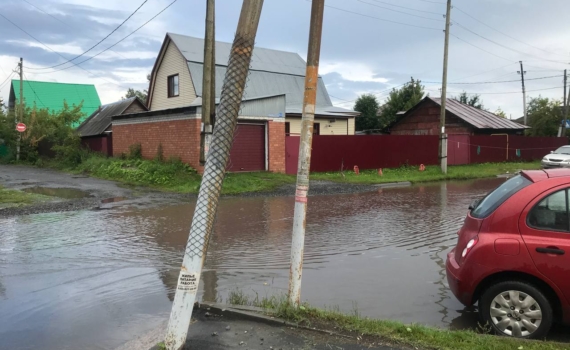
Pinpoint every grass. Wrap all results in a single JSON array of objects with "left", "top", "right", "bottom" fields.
[
  {"left": 311, "top": 162, "right": 542, "bottom": 185},
  {"left": 225, "top": 290, "right": 570, "bottom": 350},
  {"left": 0, "top": 185, "right": 44, "bottom": 208},
  {"left": 47, "top": 152, "right": 542, "bottom": 196}
]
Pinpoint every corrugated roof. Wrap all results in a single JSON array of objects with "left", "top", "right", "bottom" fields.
[
  {"left": 188, "top": 62, "right": 332, "bottom": 108},
  {"left": 168, "top": 33, "right": 307, "bottom": 76},
  {"left": 431, "top": 97, "right": 529, "bottom": 130},
  {"left": 77, "top": 97, "right": 141, "bottom": 137},
  {"left": 11, "top": 80, "right": 101, "bottom": 126}
]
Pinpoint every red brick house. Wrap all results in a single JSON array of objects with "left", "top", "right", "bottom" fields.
[
  {"left": 390, "top": 97, "right": 528, "bottom": 136},
  {"left": 111, "top": 33, "right": 358, "bottom": 173}
]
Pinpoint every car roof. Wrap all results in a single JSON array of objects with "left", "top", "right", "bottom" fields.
[{"left": 522, "top": 169, "right": 570, "bottom": 183}]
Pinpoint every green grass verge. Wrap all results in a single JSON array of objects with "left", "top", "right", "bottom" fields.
[
  {"left": 226, "top": 290, "right": 569, "bottom": 350},
  {"left": 311, "top": 162, "right": 542, "bottom": 185},
  {"left": 0, "top": 185, "right": 45, "bottom": 208},
  {"left": 48, "top": 153, "right": 542, "bottom": 196}
]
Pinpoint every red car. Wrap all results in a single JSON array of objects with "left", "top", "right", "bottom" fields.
[{"left": 447, "top": 169, "right": 570, "bottom": 339}]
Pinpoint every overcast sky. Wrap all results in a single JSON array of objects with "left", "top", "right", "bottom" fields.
[{"left": 1, "top": 0, "right": 569, "bottom": 119}]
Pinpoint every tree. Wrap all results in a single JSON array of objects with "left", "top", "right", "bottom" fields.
[
  {"left": 494, "top": 107, "right": 507, "bottom": 118},
  {"left": 354, "top": 94, "right": 380, "bottom": 132},
  {"left": 454, "top": 92, "right": 484, "bottom": 110},
  {"left": 379, "top": 77, "right": 425, "bottom": 130},
  {"left": 526, "top": 96, "right": 562, "bottom": 137},
  {"left": 123, "top": 73, "right": 151, "bottom": 103}
]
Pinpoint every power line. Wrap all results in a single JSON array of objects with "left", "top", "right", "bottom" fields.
[
  {"left": 30, "top": 0, "right": 178, "bottom": 74},
  {"left": 324, "top": 3, "right": 442, "bottom": 31},
  {"left": 424, "top": 74, "right": 563, "bottom": 85},
  {"left": 20, "top": 0, "right": 137, "bottom": 65},
  {"left": 368, "top": 0, "right": 442, "bottom": 15},
  {"left": 453, "top": 21, "right": 570, "bottom": 65},
  {"left": 357, "top": 0, "right": 443, "bottom": 22},
  {"left": 428, "top": 86, "right": 561, "bottom": 95},
  {"left": 450, "top": 33, "right": 516, "bottom": 62},
  {"left": 23, "top": 72, "right": 47, "bottom": 108},
  {"left": 0, "top": 71, "right": 16, "bottom": 91},
  {"left": 451, "top": 62, "right": 518, "bottom": 82},
  {"left": 454, "top": 6, "right": 570, "bottom": 59}
]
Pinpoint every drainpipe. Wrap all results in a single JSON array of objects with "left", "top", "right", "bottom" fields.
[{"left": 491, "top": 133, "right": 509, "bottom": 161}]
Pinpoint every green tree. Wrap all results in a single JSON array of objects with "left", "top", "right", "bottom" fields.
[
  {"left": 526, "top": 96, "right": 562, "bottom": 136},
  {"left": 123, "top": 73, "right": 151, "bottom": 103},
  {"left": 494, "top": 107, "right": 507, "bottom": 118},
  {"left": 379, "top": 77, "right": 425, "bottom": 129},
  {"left": 354, "top": 94, "right": 381, "bottom": 132},
  {"left": 454, "top": 92, "right": 484, "bottom": 109}
]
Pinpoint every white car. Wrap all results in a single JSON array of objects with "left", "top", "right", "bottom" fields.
[{"left": 542, "top": 145, "right": 570, "bottom": 168}]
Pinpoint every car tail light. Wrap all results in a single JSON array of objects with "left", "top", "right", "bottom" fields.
[{"left": 461, "top": 238, "right": 478, "bottom": 258}]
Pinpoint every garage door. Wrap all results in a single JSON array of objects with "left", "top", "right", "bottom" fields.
[{"left": 227, "top": 123, "right": 266, "bottom": 172}]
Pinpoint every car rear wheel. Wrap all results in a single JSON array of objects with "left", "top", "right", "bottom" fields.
[{"left": 479, "top": 281, "right": 553, "bottom": 339}]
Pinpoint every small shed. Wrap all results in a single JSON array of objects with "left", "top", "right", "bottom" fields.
[
  {"left": 77, "top": 97, "right": 147, "bottom": 156},
  {"left": 390, "top": 97, "right": 529, "bottom": 136}
]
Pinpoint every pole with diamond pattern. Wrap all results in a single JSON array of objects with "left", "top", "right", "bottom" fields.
[{"left": 164, "top": 1, "right": 264, "bottom": 348}]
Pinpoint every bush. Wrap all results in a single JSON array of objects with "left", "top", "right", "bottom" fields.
[
  {"left": 155, "top": 143, "right": 164, "bottom": 162},
  {"left": 128, "top": 143, "right": 142, "bottom": 159}
]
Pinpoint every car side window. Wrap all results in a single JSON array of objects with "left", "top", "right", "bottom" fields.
[{"left": 527, "top": 189, "right": 569, "bottom": 232}]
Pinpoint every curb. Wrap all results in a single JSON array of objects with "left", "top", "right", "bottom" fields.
[{"left": 373, "top": 182, "right": 412, "bottom": 189}]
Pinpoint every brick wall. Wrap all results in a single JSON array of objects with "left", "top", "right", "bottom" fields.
[
  {"left": 267, "top": 121, "right": 285, "bottom": 173},
  {"left": 113, "top": 119, "right": 203, "bottom": 173}
]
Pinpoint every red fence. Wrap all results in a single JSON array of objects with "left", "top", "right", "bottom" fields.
[
  {"left": 81, "top": 135, "right": 113, "bottom": 157},
  {"left": 286, "top": 135, "right": 439, "bottom": 174},
  {"left": 285, "top": 135, "right": 567, "bottom": 175}
]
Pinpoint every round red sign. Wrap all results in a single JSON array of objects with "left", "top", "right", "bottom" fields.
[{"left": 16, "top": 123, "right": 26, "bottom": 132}]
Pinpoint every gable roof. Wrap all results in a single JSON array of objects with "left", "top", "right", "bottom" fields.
[
  {"left": 168, "top": 33, "right": 307, "bottom": 76},
  {"left": 10, "top": 80, "right": 101, "bottom": 124},
  {"left": 148, "top": 33, "right": 355, "bottom": 116},
  {"left": 408, "top": 97, "right": 528, "bottom": 130},
  {"left": 77, "top": 97, "right": 145, "bottom": 137}
]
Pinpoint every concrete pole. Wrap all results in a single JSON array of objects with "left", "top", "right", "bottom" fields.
[
  {"left": 560, "top": 69, "right": 570, "bottom": 137},
  {"left": 17, "top": 57, "right": 22, "bottom": 161},
  {"left": 519, "top": 61, "right": 527, "bottom": 126},
  {"left": 288, "top": 0, "right": 325, "bottom": 307},
  {"left": 439, "top": 0, "right": 451, "bottom": 174},
  {"left": 200, "top": 0, "right": 216, "bottom": 165},
  {"left": 164, "top": 1, "right": 264, "bottom": 349}
]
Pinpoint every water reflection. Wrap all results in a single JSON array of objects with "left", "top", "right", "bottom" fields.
[{"left": 3, "top": 178, "right": 568, "bottom": 350}]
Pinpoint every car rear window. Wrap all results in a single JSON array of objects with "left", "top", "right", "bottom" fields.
[{"left": 471, "top": 175, "right": 532, "bottom": 219}]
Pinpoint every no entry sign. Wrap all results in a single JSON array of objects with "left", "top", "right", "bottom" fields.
[{"left": 16, "top": 123, "right": 26, "bottom": 133}]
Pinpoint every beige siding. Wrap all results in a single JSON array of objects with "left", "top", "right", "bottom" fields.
[
  {"left": 348, "top": 118, "right": 355, "bottom": 135},
  {"left": 150, "top": 42, "right": 196, "bottom": 111},
  {"left": 285, "top": 117, "right": 350, "bottom": 135}
]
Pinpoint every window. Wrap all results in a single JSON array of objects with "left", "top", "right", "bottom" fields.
[
  {"left": 471, "top": 175, "right": 531, "bottom": 219},
  {"left": 285, "top": 122, "right": 290, "bottom": 135},
  {"left": 313, "top": 123, "right": 320, "bottom": 135},
  {"left": 168, "top": 74, "right": 179, "bottom": 97},
  {"left": 528, "top": 189, "right": 569, "bottom": 232}
]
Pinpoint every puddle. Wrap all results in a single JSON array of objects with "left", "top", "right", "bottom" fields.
[
  {"left": 22, "top": 187, "right": 91, "bottom": 199},
  {"left": 101, "top": 197, "right": 127, "bottom": 204}
]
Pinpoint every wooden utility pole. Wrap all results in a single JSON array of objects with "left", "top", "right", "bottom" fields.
[
  {"left": 518, "top": 61, "right": 527, "bottom": 125},
  {"left": 200, "top": 0, "right": 216, "bottom": 165},
  {"left": 17, "top": 57, "right": 23, "bottom": 161},
  {"left": 288, "top": 0, "right": 325, "bottom": 308},
  {"left": 439, "top": 0, "right": 451, "bottom": 174},
  {"left": 560, "top": 69, "right": 570, "bottom": 137}
]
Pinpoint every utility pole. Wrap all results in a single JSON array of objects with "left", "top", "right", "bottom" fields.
[
  {"left": 560, "top": 69, "right": 570, "bottom": 137},
  {"left": 288, "top": 0, "right": 325, "bottom": 308},
  {"left": 439, "top": 0, "right": 451, "bottom": 174},
  {"left": 164, "top": 1, "right": 264, "bottom": 349},
  {"left": 518, "top": 61, "right": 527, "bottom": 125},
  {"left": 17, "top": 57, "right": 23, "bottom": 161},
  {"left": 200, "top": 0, "right": 216, "bottom": 165}
]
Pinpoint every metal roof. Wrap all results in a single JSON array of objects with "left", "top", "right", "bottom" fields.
[
  {"left": 430, "top": 97, "right": 529, "bottom": 130},
  {"left": 168, "top": 33, "right": 308, "bottom": 76},
  {"left": 187, "top": 62, "right": 333, "bottom": 108},
  {"left": 10, "top": 80, "right": 101, "bottom": 126},
  {"left": 77, "top": 97, "right": 143, "bottom": 137}
]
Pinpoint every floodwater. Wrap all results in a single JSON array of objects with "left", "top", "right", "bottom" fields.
[{"left": 1, "top": 178, "right": 568, "bottom": 350}]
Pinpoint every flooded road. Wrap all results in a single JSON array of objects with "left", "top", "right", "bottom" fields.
[{"left": 1, "top": 178, "right": 568, "bottom": 349}]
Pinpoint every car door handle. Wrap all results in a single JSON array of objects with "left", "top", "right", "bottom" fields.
[{"left": 536, "top": 247, "right": 565, "bottom": 255}]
